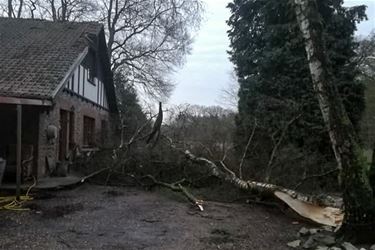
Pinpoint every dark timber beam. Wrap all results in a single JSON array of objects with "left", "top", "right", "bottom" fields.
[{"left": 16, "top": 104, "right": 22, "bottom": 201}]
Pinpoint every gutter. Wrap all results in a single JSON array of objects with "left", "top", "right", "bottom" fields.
[{"left": 0, "top": 96, "right": 52, "bottom": 106}]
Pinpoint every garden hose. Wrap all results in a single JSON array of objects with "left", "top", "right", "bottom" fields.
[{"left": 0, "top": 177, "right": 36, "bottom": 211}]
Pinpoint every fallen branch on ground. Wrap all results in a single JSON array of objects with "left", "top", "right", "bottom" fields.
[
  {"left": 80, "top": 167, "right": 111, "bottom": 183},
  {"left": 143, "top": 175, "right": 204, "bottom": 211},
  {"left": 163, "top": 136, "right": 343, "bottom": 227},
  {"left": 187, "top": 149, "right": 343, "bottom": 226}
]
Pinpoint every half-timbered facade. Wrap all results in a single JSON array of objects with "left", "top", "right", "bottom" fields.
[{"left": 0, "top": 18, "right": 118, "bottom": 183}]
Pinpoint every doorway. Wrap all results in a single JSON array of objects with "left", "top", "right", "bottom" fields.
[{"left": 59, "top": 110, "right": 75, "bottom": 161}]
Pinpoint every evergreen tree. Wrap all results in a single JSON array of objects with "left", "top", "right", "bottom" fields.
[{"left": 227, "top": 0, "right": 367, "bottom": 163}]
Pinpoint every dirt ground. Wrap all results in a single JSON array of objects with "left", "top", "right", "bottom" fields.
[{"left": 0, "top": 184, "right": 302, "bottom": 250}]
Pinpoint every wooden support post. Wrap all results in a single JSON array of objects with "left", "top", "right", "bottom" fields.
[
  {"left": 66, "top": 113, "right": 70, "bottom": 157},
  {"left": 16, "top": 104, "right": 22, "bottom": 201}
]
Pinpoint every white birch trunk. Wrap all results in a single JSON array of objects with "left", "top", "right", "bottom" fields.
[
  {"left": 293, "top": 0, "right": 375, "bottom": 238},
  {"left": 184, "top": 149, "right": 343, "bottom": 227},
  {"left": 294, "top": 0, "right": 345, "bottom": 171}
]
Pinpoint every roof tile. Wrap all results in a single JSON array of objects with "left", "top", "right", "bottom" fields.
[{"left": 0, "top": 18, "right": 102, "bottom": 100}]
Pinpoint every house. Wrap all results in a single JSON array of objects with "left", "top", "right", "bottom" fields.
[{"left": 0, "top": 18, "right": 118, "bottom": 184}]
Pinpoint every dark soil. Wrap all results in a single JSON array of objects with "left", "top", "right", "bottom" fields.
[{"left": 0, "top": 184, "right": 302, "bottom": 249}]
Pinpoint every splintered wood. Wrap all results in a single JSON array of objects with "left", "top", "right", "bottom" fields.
[{"left": 274, "top": 191, "right": 343, "bottom": 227}]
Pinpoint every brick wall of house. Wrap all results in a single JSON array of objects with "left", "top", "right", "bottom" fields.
[{"left": 37, "top": 91, "right": 118, "bottom": 178}]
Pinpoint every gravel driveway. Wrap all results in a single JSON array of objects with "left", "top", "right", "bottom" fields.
[{"left": 0, "top": 184, "right": 300, "bottom": 249}]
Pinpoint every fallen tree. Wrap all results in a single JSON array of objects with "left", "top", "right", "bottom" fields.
[
  {"left": 84, "top": 104, "right": 344, "bottom": 229},
  {"left": 184, "top": 150, "right": 343, "bottom": 227},
  {"left": 163, "top": 136, "right": 343, "bottom": 227}
]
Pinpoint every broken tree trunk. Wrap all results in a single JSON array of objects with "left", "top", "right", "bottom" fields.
[
  {"left": 162, "top": 135, "right": 343, "bottom": 226},
  {"left": 184, "top": 149, "right": 343, "bottom": 227},
  {"left": 293, "top": 0, "right": 375, "bottom": 240}
]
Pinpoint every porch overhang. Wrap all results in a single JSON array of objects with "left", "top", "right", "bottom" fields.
[{"left": 0, "top": 96, "right": 52, "bottom": 106}]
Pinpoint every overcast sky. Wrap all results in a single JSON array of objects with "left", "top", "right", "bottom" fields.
[{"left": 169, "top": 0, "right": 375, "bottom": 108}]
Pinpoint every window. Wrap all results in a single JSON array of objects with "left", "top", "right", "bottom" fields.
[
  {"left": 71, "top": 73, "right": 75, "bottom": 91},
  {"left": 83, "top": 116, "right": 95, "bottom": 147},
  {"left": 83, "top": 49, "right": 96, "bottom": 85},
  {"left": 87, "top": 68, "right": 95, "bottom": 85}
]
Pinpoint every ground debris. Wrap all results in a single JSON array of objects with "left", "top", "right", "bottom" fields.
[
  {"left": 341, "top": 242, "right": 358, "bottom": 250},
  {"left": 288, "top": 240, "right": 302, "bottom": 248},
  {"left": 286, "top": 226, "right": 368, "bottom": 250},
  {"left": 141, "top": 218, "right": 161, "bottom": 223},
  {"left": 303, "top": 237, "right": 316, "bottom": 249},
  {"left": 298, "top": 227, "right": 310, "bottom": 237},
  {"left": 298, "top": 227, "right": 326, "bottom": 237},
  {"left": 312, "top": 234, "right": 336, "bottom": 246}
]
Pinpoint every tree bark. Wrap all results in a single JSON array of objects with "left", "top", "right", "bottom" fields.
[
  {"left": 293, "top": 0, "right": 375, "bottom": 240},
  {"left": 183, "top": 149, "right": 343, "bottom": 227},
  {"left": 17, "top": 0, "right": 23, "bottom": 18},
  {"left": 370, "top": 146, "right": 375, "bottom": 192},
  {"left": 60, "top": 0, "right": 67, "bottom": 21},
  {"left": 50, "top": 0, "right": 57, "bottom": 21},
  {"left": 142, "top": 175, "right": 204, "bottom": 211},
  {"left": 8, "top": 0, "right": 13, "bottom": 17}
]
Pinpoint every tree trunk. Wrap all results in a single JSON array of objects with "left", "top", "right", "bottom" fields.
[
  {"left": 60, "top": 0, "right": 67, "bottom": 21},
  {"left": 293, "top": 0, "right": 375, "bottom": 241},
  {"left": 182, "top": 149, "right": 343, "bottom": 227},
  {"left": 370, "top": 145, "right": 375, "bottom": 196},
  {"left": 106, "top": 0, "right": 115, "bottom": 57},
  {"left": 50, "top": 0, "right": 57, "bottom": 21},
  {"left": 8, "top": 0, "right": 13, "bottom": 17},
  {"left": 17, "top": 0, "right": 23, "bottom": 18}
]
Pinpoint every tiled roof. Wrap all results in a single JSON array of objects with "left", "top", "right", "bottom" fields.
[{"left": 0, "top": 18, "right": 102, "bottom": 100}]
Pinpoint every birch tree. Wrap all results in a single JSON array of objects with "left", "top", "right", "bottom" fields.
[{"left": 294, "top": 0, "right": 375, "bottom": 239}]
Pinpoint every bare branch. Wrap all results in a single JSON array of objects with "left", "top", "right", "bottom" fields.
[
  {"left": 238, "top": 119, "right": 257, "bottom": 179},
  {"left": 264, "top": 114, "right": 302, "bottom": 182}
]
